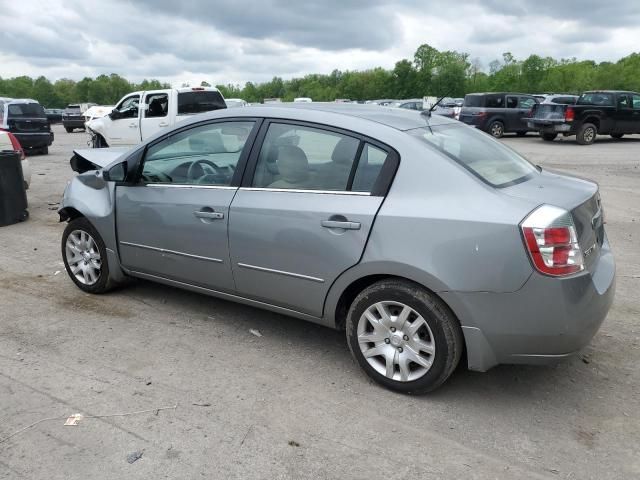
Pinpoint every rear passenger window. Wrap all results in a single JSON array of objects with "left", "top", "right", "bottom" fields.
[
  {"left": 518, "top": 97, "right": 536, "bottom": 109},
  {"left": 506, "top": 97, "right": 518, "bottom": 108},
  {"left": 145, "top": 93, "right": 168, "bottom": 118},
  {"left": 352, "top": 144, "right": 388, "bottom": 192},
  {"left": 252, "top": 123, "right": 360, "bottom": 191},
  {"left": 632, "top": 94, "right": 640, "bottom": 110}
]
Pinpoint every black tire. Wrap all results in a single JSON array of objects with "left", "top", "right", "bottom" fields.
[
  {"left": 61, "top": 217, "right": 114, "bottom": 294},
  {"left": 576, "top": 123, "right": 597, "bottom": 145},
  {"left": 516, "top": 131, "right": 527, "bottom": 137},
  {"left": 40, "top": 146, "right": 49, "bottom": 155},
  {"left": 610, "top": 133, "right": 624, "bottom": 139},
  {"left": 541, "top": 133, "right": 558, "bottom": 142},
  {"left": 65, "top": 127, "right": 73, "bottom": 133},
  {"left": 346, "top": 279, "right": 464, "bottom": 394},
  {"left": 488, "top": 121, "right": 504, "bottom": 138}
]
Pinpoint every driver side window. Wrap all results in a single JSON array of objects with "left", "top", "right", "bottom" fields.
[
  {"left": 116, "top": 95, "right": 140, "bottom": 119},
  {"left": 141, "top": 121, "right": 255, "bottom": 186}
]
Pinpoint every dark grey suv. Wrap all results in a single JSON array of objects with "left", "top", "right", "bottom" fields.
[{"left": 459, "top": 93, "right": 539, "bottom": 138}]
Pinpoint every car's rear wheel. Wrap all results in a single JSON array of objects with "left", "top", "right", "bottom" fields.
[
  {"left": 488, "top": 121, "right": 504, "bottom": 138},
  {"left": 541, "top": 133, "right": 558, "bottom": 141},
  {"left": 577, "top": 123, "right": 597, "bottom": 145},
  {"left": 40, "top": 146, "right": 48, "bottom": 155},
  {"left": 610, "top": 133, "right": 624, "bottom": 139},
  {"left": 346, "top": 279, "right": 463, "bottom": 394},
  {"left": 61, "top": 217, "right": 113, "bottom": 294}
]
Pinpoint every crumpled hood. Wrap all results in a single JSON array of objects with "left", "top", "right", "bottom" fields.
[{"left": 70, "top": 147, "right": 130, "bottom": 173}]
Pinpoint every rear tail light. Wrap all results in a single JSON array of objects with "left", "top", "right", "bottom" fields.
[
  {"left": 564, "top": 106, "right": 575, "bottom": 122},
  {"left": 521, "top": 205, "right": 584, "bottom": 276},
  {"left": 6, "top": 132, "right": 25, "bottom": 160}
]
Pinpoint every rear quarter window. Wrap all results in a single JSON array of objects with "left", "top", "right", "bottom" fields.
[
  {"left": 463, "top": 95, "right": 484, "bottom": 107},
  {"left": 177, "top": 91, "right": 226, "bottom": 115},
  {"left": 408, "top": 124, "right": 537, "bottom": 188}
]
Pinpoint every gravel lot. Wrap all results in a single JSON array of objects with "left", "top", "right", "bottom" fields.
[{"left": 1, "top": 124, "right": 638, "bottom": 479}]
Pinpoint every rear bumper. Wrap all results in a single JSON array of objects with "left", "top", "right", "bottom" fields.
[
  {"left": 63, "top": 118, "right": 86, "bottom": 128},
  {"left": 14, "top": 132, "right": 54, "bottom": 149},
  {"left": 527, "top": 120, "right": 574, "bottom": 133},
  {"left": 442, "top": 235, "right": 616, "bottom": 371}
]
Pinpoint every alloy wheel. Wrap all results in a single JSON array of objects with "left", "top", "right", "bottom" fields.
[
  {"left": 65, "top": 230, "right": 102, "bottom": 285},
  {"left": 584, "top": 127, "right": 595, "bottom": 143},
  {"left": 357, "top": 301, "right": 436, "bottom": 382}
]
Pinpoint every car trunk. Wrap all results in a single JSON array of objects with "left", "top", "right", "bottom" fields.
[
  {"left": 502, "top": 170, "right": 604, "bottom": 271},
  {"left": 532, "top": 103, "right": 567, "bottom": 121}
]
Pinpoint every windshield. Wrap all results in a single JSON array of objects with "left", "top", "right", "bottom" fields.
[
  {"left": 577, "top": 92, "right": 614, "bottom": 106},
  {"left": 408, "top": 124, "right": 537, "bottom": 187},
  {"left": 8, "top": 103, "right": 46, "bottom": 118},
  {"left": 177, "top": 91, "right": 226, "bottom": 115}
]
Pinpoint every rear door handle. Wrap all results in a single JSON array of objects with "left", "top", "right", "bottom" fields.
[
  {"left": 158, "top": 121, "right": 169, "bottom": 127},
  {"left": 194, "top": 210, "right": 224, "bottom": 220},
  {"left": 321, "top": 220, "right": 361, "bottom": 230},
  {"left": 129, "top": 123, "right": 138, "bottom": 128}
]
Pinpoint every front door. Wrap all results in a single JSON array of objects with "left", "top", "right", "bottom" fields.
[
  {"left": 614, "top": 94, "right": 633, "bottom": 133},
  {"left": 116, "top": 119, "right": 258, "bottom": 291},
  {"left": 140, "top": 91, "right": 170, "bottom": 140},
  {"left": 229, "top": 121, "right": 393, "bottom": 317},
  {"left": 105, "top": 94, "right": 142, "bottom": 146}
]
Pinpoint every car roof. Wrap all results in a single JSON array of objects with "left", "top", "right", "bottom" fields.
[
  {"left": 195, "top": 103, "right": 457, "bottom": 131},
  {"left": 466, "top": 92, "right": 534, "bottom": 96},
  {"left": 583, "top": 90, "right": 639, "bottom": 94},
  {"left": 4, "top": 98, "right": 41, "bottom": 104}
]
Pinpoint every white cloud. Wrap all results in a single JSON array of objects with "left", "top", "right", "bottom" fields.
[{"left": 0, "top": 0, "right": 638, "bottom": 84}]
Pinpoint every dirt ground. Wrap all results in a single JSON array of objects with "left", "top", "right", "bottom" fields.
[{"left": 1, "top": 124, "right": 638, "bottom": 479}]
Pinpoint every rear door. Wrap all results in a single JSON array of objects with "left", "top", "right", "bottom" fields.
[
  {"left": 116, "top": 119, "right": 258, "bottom": 291},
  {"left": 228, "top": 121, "right": 395, "bottom": 317},
  {"left": 140, "top": 91, "right": 170, "bottom": 140},
  {"left": 632, "top": 93, "right": 640, "bottom": 132}
]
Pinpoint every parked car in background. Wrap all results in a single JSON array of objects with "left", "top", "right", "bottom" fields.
[
  {"left": 452, "top": 98, "right": 464, "bottom": 120},
  {"left": 63, "top": 103, "right": 96, "bottom": 132},
  {"left": 367, "top": 99, "right": 396, "bottom": 106},
  {"left": 0, "top": 98, "right": 53, "bottom": 155},
  {"left": 225, "top": 98, "right": 248, "bottom": 108},
  {"left": 459, "top": 92, "right": 539, "bottom": 138},
  {"left": 0, "top": 130, "right": 31, "bottom": 189},
  {"left": 59, "top": 103, "right": 614, "bottom": 394},
  {"left": 86, "top": 86, "right": 226, "bottom": 147},
  {"left": 527, "top": 91, "right": 640, "bottom": 144},
  {"left": 293, "top": 97, "right": 313, "bottom": 103},
  {"left": 45, "top": 108, "right": 64, "bottom": 123},
  {"left": 388, "top": 99, "right": 424, "bottom": 111},
  {"left": 539, "top": 94, "right": 579, "bottom": 105}
]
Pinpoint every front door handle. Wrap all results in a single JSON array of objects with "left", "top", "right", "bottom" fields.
[
  {"left": 321, "top": 220, "right": 361, "bottom": 230},
  {"left": 158, "top": 121, "right": 169, "bottom": 127},
  {"left": 129, "top": 123, "right": 138, "bottom": 128},
  {"left": 194, "top": 210, "right": 224, "bottom": 220}
]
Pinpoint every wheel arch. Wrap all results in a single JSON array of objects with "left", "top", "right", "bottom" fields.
[
  {"left": 582, "top": 116, "right": 600, "bottom": 130},
  {"left": 58, "top": 206, "right": 85, "bottom": 222}
]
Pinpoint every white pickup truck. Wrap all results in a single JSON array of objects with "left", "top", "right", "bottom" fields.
[{"left": 86, "top": 86, "right": 226, "bottom": 147}]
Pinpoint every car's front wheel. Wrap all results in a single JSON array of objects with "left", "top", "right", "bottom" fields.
[
  {"left": 61, "top": 217, "right": 113, "bottom": 294},
  {"left": 346, "top": 279, "right": 463, "bottom": 394}
]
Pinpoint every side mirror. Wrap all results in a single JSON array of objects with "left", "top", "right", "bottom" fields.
[
  {"left": 103, "top": 162, "right": 127, "bottom": 182},
  {"left": 109, "top": 109, "right": 121, "bottom": 120}
]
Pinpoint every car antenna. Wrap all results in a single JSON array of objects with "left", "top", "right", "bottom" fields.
[{"left": 421, "top": 92, "right": 450, "bottom": 117}]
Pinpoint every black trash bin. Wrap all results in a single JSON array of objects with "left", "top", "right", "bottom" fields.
[{"left": 0, "top": 150, "right": 29, "bottom": 226}]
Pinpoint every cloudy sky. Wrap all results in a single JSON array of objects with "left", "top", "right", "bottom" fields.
[{"left": 1, "top": 0, "right": 638, "bottom": 85}]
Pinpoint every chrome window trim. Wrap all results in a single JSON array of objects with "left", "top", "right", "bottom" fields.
[
  {"left": 239, "top": 187, "right": 370, "bottom": 196},
  {"left": 145, "top": 184, "right": 237, "bottom": 190},
  {"left": 237, "top": 262, "right": 325, "bottom": 283},
  {"left": 120, "top": 241, "right": 223, "bottom": 263}
]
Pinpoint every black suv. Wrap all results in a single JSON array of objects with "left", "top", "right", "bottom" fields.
[
  {"left": 62, "top": 104, "right": 91, "bottom": 132},
  {"left": 0, "top": 98, "right": 53, "bottom": 154},
  {"left": 459, "top": 93, "right": 539, "bottom": 138}
]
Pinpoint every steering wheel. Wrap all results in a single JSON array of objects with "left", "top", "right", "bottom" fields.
[{"left": 187, "top": 159, "right": 221, "bottom": 181}]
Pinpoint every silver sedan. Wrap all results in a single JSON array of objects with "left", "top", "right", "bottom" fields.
[{"left": 59, "top": 103, "right": 615, "bottom": 393}]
